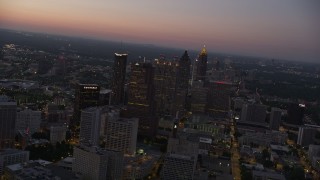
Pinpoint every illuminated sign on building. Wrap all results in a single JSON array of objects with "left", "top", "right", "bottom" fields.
[{"left": 83, "top": 86, "right": 98, "bottom": 90}]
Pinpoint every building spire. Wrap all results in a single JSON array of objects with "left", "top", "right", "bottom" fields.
[{"left": 200, "top": 45, "right": 207, "bottom": 56}]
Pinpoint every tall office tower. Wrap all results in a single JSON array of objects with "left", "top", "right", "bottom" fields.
[
  {"left": 73, "top": 83, "right": 100, "bottom": 126},
  {"left": 105, "top": 118, "right": 138, "bottom": 155},
  {"left": 79, "top": 107, "right": 103, "bottom": 146},
  {"left": 161, "top": 138, "right": 198, "bottom": 180},
  {"left": 270, "top": 108, "right": 282, "bottom": 130},
  {"left": 125, "top": 62, "right": 157, "bottom": 136},
  {"left": 240, "top": 103, "right": 267, "bottom": 125},
  {"left": 194, "top": 46, "right": 208, "bottom": 81},
  {"left": 297, "top": 127, "right": 318, "bottom": 147},
  {"left": 190, "top": 80, "right": 208, "bottom": 113},
  {"left": 177, "top": 50, "right": 191, "bottom": 89},
  {"left": 73, "top": 146, "right": 109, "bottom": 180},
  {"left": 111, "top": 53, "right": 128, "bottom": 105},
  {"left": 0, "top": 149, "right": 29, "bottom": 176},
  {"left": 154, "top": 58, "right": 178, "bottom": 116},
  {"left": 175, "top": 51, "right": 192, "bottom": 111},
  {"left": 16, "top": 109, "right": 41, "bottom": 135},
  {"left": 0, "top": 96, "right": 17, "bottom": 149},
  {"left": 287, "top": 103, "right": 305, "bottom": 125},
  {"left": 206, "top": 81, "right": 233, "bottom": 118}
]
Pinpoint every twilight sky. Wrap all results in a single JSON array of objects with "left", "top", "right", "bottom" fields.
[{"left": 1, "top": 0, "right": 319, "bottom": 62}]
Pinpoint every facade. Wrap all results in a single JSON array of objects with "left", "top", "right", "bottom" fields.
[
  {"left": 73, "top": 83, "right": 100, "bottom": 125},
  {"left": 16, "top": 109, "right": 41, "bottom": 135},
  {"left": 125, "top": 62, "right": 157, "bottom": 136},
  {"left": 0, "top": 149, "right": 29, "bottom": 176},
  {"left": 177, "top": 51, "right": 191, "bottom": 90},
  {"left": 270, "top": 108, "right": 282, "bottom": 131},
  {"left": 72, "top": 146, "right": 123, "bottom": 180},
  {"left": 162, "top": 138, "right": 198, "bottom": 180},
  {"left": 79, "top": 107, "right": 103, "bottom": 146},
  {"left": 194, "top": 46, "right": 208, "bottom": 81},
  {"left": 240, "top": 103, "right": 267, "bottom": 125},
  {"left": 153, "top": 58, "right": 179, "bottom": 116},
  {"left": 105, "top": 118, "right": 138, "bottom": 155},
  {"left": 0, "top": 96, "right": 17, "bottom": 149},
  {"left": 297, "top": 127, "right": 318, "bottom": 147},
  {"left": 175, "top": 51, "right": 191, "bottom": 111},
  {"left": 206, "top": 81, "right": 233, "bottom": 118},
  {"left": 72, "top": 146, "right": 108, "bottom": 180},
  {"left": 111, "top": 53, "right": 128, "bottom": 105},
  {"left": 190, "top": 81, "right": 207, "bottom": 113},
  {"left": 50, "top": 126, "right": 67, "bottom": 144},
  {"left": 238, "top": 131, "right": 288, "bottom": 146}
]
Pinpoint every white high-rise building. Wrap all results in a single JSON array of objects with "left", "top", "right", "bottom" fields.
[
  {"left": 16, "top": 109, "right": 41, "bottom": 135},
  {"left": 105, "top": 118, "right": 138, "bottom": 155},
  {"left": 79, "top": 107, "right": 104, "bottom": 146},
  {"left": 0, "top": 96, "right": 17, "bottom": 149}
]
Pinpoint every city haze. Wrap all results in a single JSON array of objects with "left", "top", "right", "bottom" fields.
[{"left": 1, "top": 0, "right": 319, "bottom": 62}]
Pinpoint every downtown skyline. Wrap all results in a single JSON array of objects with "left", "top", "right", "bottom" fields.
[{"left": 1, "top": 0, "right": 320, "bottom": 62}]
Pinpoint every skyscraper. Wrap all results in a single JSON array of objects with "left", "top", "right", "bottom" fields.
[
  {"left": 154, "top": 58, "right": 178, "bottom": 116},
  {"left": 72, "top": 146, "right": 109, "bottom": 180},
  {"left": 175, "top": 51, "right": 192, "bottom": 112},
  {"left": 190, "top": 80, "right": 208, "bottom": 113},
  {"left": 125, "top": 62, "right": 157, "bottom": 137},
  {"left": 73, "top": 83, "right": 100, "bottom": 126},
  {"left": 111, "top": 53, "right": 128, "bottom": 105},
  {"left": 194, "top": 46, "right": 208, "bottom": 81},
  {"left": 206, "top": 81, "right": 233, "bottom": 118},
  {"left": 270, "top": 108, "right": 282, "bottom": 131},
  {"left": 177, "top": 50, "right": 191, "bottom": 90},
  {"left": 79, "top": 107, "right": 103, "bottom": 146},
  {"left": 105, "top": 117, "right": 138, "bottom": 155},
  {"left": 0, "top": 96, "right": 17, "bottom": 149}
]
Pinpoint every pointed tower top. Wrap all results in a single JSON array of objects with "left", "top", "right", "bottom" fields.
[
  {"left": 200, "top": 45, "right": 207, "bottom": 56},
  {"left": 180, "top": 50, "right": 190, "bottom": 62}
]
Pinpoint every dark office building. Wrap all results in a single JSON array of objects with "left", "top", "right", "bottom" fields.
[
  {"left": 153, "top": 58, "right": 178, "bottom": 116},
  {"left": 286, "top": 103, "right": 305, "bottom": 125},
  {"left": 177, "top": 50, "right": 191, "bottom": 89},
  {"left": 124, "top": 62, "right": 157, "bottom": 137},
  {"left": 0, "top": 96, "right": 17, "bottom": 149},
  {"left": 175, "top": 51, "right": 191, "bottom": 111},
  {"left": 270, "top": 108, "right": 282, "bottom": 131},
  {"left": 111, "top": 53, "right": 128, "bottom": 105},
  {"left": 195, "top": 46, "right": 208, "bottom": 81},
  {"left": 206, "top": 81, "right": 233, "bottom": 118},
  {"left": 73, "top": 84, "right": 100, "bottom": 126}
]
